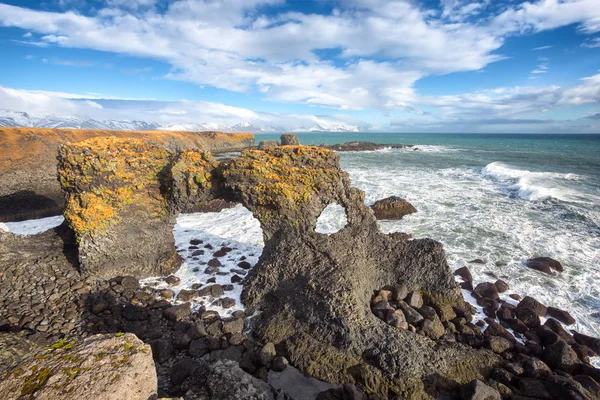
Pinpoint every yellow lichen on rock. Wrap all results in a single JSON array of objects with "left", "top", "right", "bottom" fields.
[{"left": 57, "top": 137, "right": 172, "bottom": 239}]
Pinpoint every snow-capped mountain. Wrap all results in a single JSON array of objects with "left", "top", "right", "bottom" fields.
[{"left": 0, "top": 109, "right": 363, "bottom": 133}]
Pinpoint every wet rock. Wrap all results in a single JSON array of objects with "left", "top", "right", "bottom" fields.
[
  {"left": 517, "top": 296, "right": 547, "bottom": 317},
  {"left": 190, "top": 239, "right": 203, "bottom": 245},
  {"left": 238, "top": 261, "right": 252, "bottom": 269},
  {"left": 455, "top": 266, "right": 473, "bottom": 288},
  {"left": 208, "top": 258, "right": 222, "bottom": 268},
  {"left": 231, "top": 274, "right": 243, "bottom": 283},
  {"left": 165, "top": 275, "right": 181, "bottom": 286},
  {"left": 198, "top": 284, "right": 224, "bottom": 297},
  {"left": 460, "top": 379, "right": 501, "bottom": 400},
  {"left": 573, "top": 332, "right": 600, "bottom": 354},
  {"left": 524, "top": 357, "right": 552, "bottom": 379},
  {"left": 494, "top": 280, "right": 509, "bottom": 293},
  {"left": 160, "top": 289, "right": 175, "bottom": 299},
  {"left": 192, "top": 250, "right": 205, "bottom": 256},
  {"left": 163, "top": 303, "right": 192, "bottom": 322},
  {"left": 516, "top": 307, "right": 540, "bottom": 329},
  {"left": 474, "top": 282, "right": 499, "bottom": 300},
  {"left": 177, "top": 289, "right": 199, "bottom": 302},
  {"left": 370, "top": 196, "right": 417, "bottom": 220},
  {"left": 214, "top": 297, "right": 236, "bottom": 309},
  {"left": 547, "top": 307, "right": 576, "bottom": 325},
  {"left": 525, "top": 257, "right": 564, "bottom": 274},
  {"left": 204, "top": 266, "right": 220, "bottom": 275},
  {"left": 544, "top": 319, "right": 575, "bottom": 344}
]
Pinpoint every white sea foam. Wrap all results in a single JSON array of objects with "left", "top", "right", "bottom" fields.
[
  {"left": 315, "top": 203, "right": 348, "bottom": 235},
  {"left": 0, "top": 215, "right": 64, "bottom": 235},
  {"left": 141, "top": 204, "right": 264, "bottom": 317},
  {"left": 482, "top": 161, "right": 584, "bottom": 202}
]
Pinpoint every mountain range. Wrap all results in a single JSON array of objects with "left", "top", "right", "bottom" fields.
[{"left": 0, "top": 110, "right": 361, "bottom": 133}]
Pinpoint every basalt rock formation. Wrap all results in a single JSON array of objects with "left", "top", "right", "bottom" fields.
[
  {"left": 0, "top": 127, "right": 254, "bottom": 222},
  {"left": 57, "top": 137, "right": 182, "bottom": 279},
  {"left": 21, "top": 142, "right": 502, "bottom": 397},
  {"left": 221, "top": 147, "right": 499, "bottom": 397}
]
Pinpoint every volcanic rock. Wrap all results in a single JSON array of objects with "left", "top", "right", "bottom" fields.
[
  {"left": 517, "top": 296, "right": 547, "bottom": 317},
  {"left": 370, "top": 196, "right": 417, "bottom": 220},
  {"left": 281, "top": 134, "right": 300, "bottom": 146},
  {"left": 547, "top": 306, "right": 576, "bottom": 325},
  {"left": 525, "top": 257, "right": 564, "bottom": 274}
]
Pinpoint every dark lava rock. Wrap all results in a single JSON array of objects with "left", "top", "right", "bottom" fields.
[
  {"left": 191, "top": 250, "right": 205, "bottom": 256},
  {"left": 516, "top": 307, "right": 540, "bottom": 329},
  {"left": 524, "top": 357, "right": 552, "bottom": 379},
  {"left": 370, "top": 196, "right": 417, "bottom": 220},
  {"left": 207, "top": 258, "right": 222, "bottom": 267},
  {"left": 455, "top": 266, "right": 473, "bottom": 286},
  {"left": 214, "top": 297, "right": 235, "bottom": 309},
  {"left": 474, "top": 282, "right": 499, "bottom": 300},
  {"left": 547, "top": 306, "right": 576, "bottom": 325},
  {"left": 222, "top": 318, "right": 244, "bottom": 334},
  {"left": 494, "top": 280, "right": 509, "bottom": 293},
  {"left": 189, "top": 337, "right": 212, "bottom": 358},
  {"left": 204, "top": 266, "right": 220, "bottom": 275},
  {"left": 120, "top": 276, "right": 139, "bottom": 290},
  {"left": 469, "top": 259, "right": 486, "bottom": 264},
  {"left": 272, "top": 356, "right": 289, "bottom": 372},
  {"left": 573, "top": 332, "right": 600, "bottom": 354},
  {"left": 190, "top": 239, "right": 203, "bottom": 245},
  {"left": 544, "top": 318, "right": 575, "bottom": 344},
  {"left": 517, "top": 296, "right": 547, "bottom": 317},
  {"left": 177, "top": 289, "right": 199, "bottom": 302},
  {"left": 171, "top": 357, "right": 200, "bottom": 387},
  {"left": 122, "top": 303, "right": 148, "bottom": 321},
  {"left": 213, "top": 248, "right": 229, "bottom": 257},
  {"left": 542, "top": 340, "right": 580, "bottom": 373},
  {"left": 165, "top": 275, "right": 181, "bottom": 286},
  {"left": 460, "top": 379, "right": 501, "bottom": 400},
  {"left": 222, "top": 284, "right": 234, "bottom": 291},
  {"left": 231, "top": 274, "right": 243, "bottom": 283},
  {"left": 237, "top": 261, "right": 252, "bottom": 270},
  {"left": 526, "top": 257, "right": 564, "bottom": 274},
  {"left": 198, "top": 284, "right": 224, "bottom": 297},
  {"left": 545, "top": 374, "right": 596, "bottom": 400},
  {"left": 151, "top": 338, "right": 174, "bottom": 363},
  {"left": 163, "top": 303, "right": 191, "bottom": 322},
  {"left": 516, "top": 378, "right": 552, "bottom": 399}
]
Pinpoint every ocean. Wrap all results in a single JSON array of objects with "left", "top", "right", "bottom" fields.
[{"left": 2, "top": 133, "right": 599, "bottom": 340}]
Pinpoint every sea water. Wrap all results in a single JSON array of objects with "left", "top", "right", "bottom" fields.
[{"left": 3, "top": 133, "right": 599, "bottom": 340}]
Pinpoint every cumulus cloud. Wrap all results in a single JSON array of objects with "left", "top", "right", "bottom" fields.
[{"left": 1, "top": 0, "right": 599, "bottom": 111}]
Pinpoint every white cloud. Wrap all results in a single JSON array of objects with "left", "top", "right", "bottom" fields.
[
  {"left": 0, "top": 0, "right": 599, "bottom": 112},
  {"left": 582, "top": 37, "right": 600, "bottom": 48},
  {"left": 533, "top": 45, "right": 553, "bottom": 50}
]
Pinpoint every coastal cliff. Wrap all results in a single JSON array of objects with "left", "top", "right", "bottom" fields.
[
  {"left": 0, "top": 127, "right": 254, "bottom": 222},
  {"left": 1, "top": 135, "right": 599, "bottom": 400}
]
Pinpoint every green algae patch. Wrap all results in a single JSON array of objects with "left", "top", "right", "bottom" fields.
[{"left": 20, "top": 367, "right": 52, "bottom": 397}]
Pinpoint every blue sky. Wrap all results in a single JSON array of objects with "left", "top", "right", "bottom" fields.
[{"left": 0, "top": 0, "right": 599, "bottom": 132}]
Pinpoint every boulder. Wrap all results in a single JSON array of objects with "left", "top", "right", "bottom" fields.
[
  {"left": 542, "top": 340, "right": 580, "bottom": 373},
  {"left": 258, "top": 140, "right": 279, "bottom": 150},
  {"left": 460, "top": 379, "right": 501, "bottom": 400},
  {"left": 517, "top": 296, "right": 547, "bottom": 317},
  {"left": 494, "top": 280, "right": 509, "bottom": 293},
  {"left": 182, "top": 359, "right": 276, "bottom": 400},
  {"left": 370, "top": 196, "right": 417, "bottom": 220},
  {"left": 547, "top": 306, "right": 576, "bottom": 325},
  {"left": 280, "top": 134, "right": 300, "bottom": 146},
  {"left": 0, "top": 333, "right": 156, "bottom": 400},
  {"left": 573, "top": 332, "right": 600, "bottom": 355},
  {"left": 474, "top": 282, "right": 499, "bottom": 300},
  {"left": 525, "top": 257, "right": 564, "bottom": 274}
]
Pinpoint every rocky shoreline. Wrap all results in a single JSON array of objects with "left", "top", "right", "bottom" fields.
[{"left": 1, "top": 133, "right": 599, "bottom": 399}]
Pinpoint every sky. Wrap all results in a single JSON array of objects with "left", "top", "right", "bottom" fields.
[{"left": 0, "top": 0, "right": 599, "bottom": 133}]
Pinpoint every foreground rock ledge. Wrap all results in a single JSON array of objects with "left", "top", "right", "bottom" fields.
[{"left": 0, "top": 333, "right": 156, "bottom": 400}]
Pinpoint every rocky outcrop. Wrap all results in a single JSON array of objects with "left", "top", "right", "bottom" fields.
[
  {"left": 0, "top": 127, "right": 254, "bottom": 222},
  {"left": 220, "top": 146, "right": 499, "bottom": 398},
  {"left": 258, "top": 140, "right": 279, "bottom": 150},
  {"left": 280, "top": 134, "right": 300, "bottom": 146},
  {"left": 370, "top": 196, "right": 417, "bottom": 220},
  {"left": 57, "top": 137, "right": 181, "bottom": 279},
  {"left": 0, "top": 333, "right": 157, "bottom": 400},
  {"left": 320, "top": 142, "right": 413, "bottom": 152}
]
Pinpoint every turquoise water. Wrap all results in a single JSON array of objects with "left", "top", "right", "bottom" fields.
[{"left": 258, "top": 133, "right": 600, "bottom": 336}]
